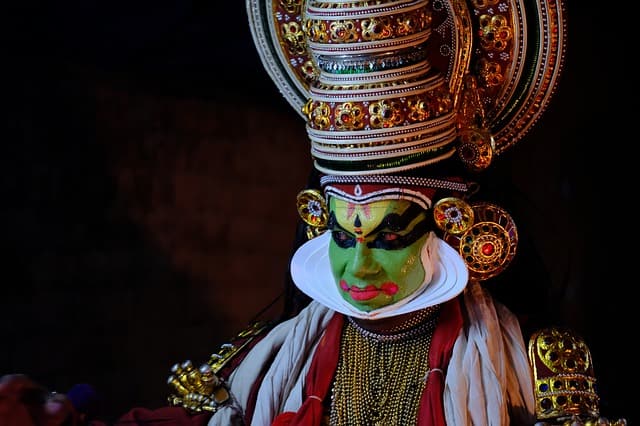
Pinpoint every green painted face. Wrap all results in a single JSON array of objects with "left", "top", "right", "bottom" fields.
[{"left": 328, "top": 197, "right": 431, "bottom": 312}]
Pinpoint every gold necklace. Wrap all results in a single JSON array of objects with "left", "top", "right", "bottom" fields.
[{"left": 329, "top": 308, "right": 439, "bottom": 425}]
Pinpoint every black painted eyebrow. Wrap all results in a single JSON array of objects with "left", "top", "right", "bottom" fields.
[{"left": 366, "top": 203, "right": 425, "bottom": 237}]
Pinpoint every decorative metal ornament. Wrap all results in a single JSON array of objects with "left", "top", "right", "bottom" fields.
[
  {"left": 246, "top": 0, "right": 567, "bottom": 166},
  {"left": 528, "top": 328, "right": 601, "bottom": 422},
  {"left": 528, "top": 328, "right": 628, "bottom": 424},
  {"left": 433, "top": 197, "right": 474, "bottom": 235},
  {"left": 166, "top": 360, "right": 230, "bottom": 413},
  {"left": 296, "top": 188, "right": 329, "bottom": 239},
  {"left": 167, "top": 321, "right": 271, "bottom": 413},
  {"left": 443, "top": 202, "right": 517, "bottom": 281},
  {"left": 457, "top": 127, "right": 495, "bottom": 172},
  {"left": 456, "top": 74, "right": 495, "bottom": 172}
]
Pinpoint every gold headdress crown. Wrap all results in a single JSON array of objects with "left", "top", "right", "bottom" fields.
[
  {"left": 302, "top": 0, "right": 458, "bottom": 174},
  {"left": 247, "top": 0, "right": 566, "bottom": 174}
]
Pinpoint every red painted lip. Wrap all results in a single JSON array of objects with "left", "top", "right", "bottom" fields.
[{"left": 340, "top": 280, "right": 399, "bottom": 301}]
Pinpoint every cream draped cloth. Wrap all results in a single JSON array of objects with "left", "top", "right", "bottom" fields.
[
  {"left": 444, "top": 281, "right": 536, "bottom": 426},
  {"left": 207, "top": 283, "right": 536, "bottom": 426}
]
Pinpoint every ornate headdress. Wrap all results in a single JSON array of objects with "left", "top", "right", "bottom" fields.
[{"left": 247, "top": 0, "right": 566, "bottom": 281}]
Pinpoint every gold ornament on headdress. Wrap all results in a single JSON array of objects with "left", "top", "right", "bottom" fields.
[
  {"left": 456, "top": 74, "right": 495, "bottom": 172},
  {"left": 247, "top": 0, "right": 567, "bottom": 174}
]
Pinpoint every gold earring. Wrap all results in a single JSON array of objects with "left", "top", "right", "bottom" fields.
[
  {"left": 296, "top": 189, "right": 329, "bottom": 240},
  {"left": 433, "top": 197, "right": 475, "bottom": 235},
  {"left": 436, "top": 200, "right": 518, "bottom": 282}
]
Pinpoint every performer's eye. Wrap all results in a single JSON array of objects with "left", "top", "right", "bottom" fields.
[
  {"left": 370, "top": 232, "right": 403, "bottom": 250},
  {"left": 332, "top": 230, "right": 355, "bottom": 248},
  {"left": 381, "top": 232, "right": 399, "bottom": 242}
]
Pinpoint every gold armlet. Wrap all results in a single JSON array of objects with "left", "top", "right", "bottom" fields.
[
  {"left": 166, "top": 320, "right": 272, "bottom": 413},
  {"left": 528, "top": 327, "right": 627, "bottom": 425}
]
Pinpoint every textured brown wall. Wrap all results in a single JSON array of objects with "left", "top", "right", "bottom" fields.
[{"left": 3, "top": 67, "right": 312, "bottom": 419}]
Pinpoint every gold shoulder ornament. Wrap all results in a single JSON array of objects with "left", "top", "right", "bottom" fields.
[{"left": 528, "top": 327, "right": 627, "bottom": 425}]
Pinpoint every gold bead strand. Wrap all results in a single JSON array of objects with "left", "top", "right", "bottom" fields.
[{"left": 329, "top": 309, "right": 439, "bottom": 425}]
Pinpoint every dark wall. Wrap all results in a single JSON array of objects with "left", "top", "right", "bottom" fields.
[{"left": 2, "top": 1, "right": 632, "bottom": 423}]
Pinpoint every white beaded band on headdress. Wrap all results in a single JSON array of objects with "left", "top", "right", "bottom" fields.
[
  {"left": 320, "top": 175, "right": 469, "bottom": 192},
  {"left": 321, "top": 174, "right": 469, "bottom": 209}
]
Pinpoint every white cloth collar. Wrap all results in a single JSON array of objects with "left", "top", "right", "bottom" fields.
[{"left": 290, "top": 231, "right": 468, "bottom": 320}]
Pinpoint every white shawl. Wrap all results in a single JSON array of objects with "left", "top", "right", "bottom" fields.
[{"left": 208, "top": 289, "right": 536, "bottom": 426}]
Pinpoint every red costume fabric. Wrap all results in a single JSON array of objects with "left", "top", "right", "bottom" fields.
[
  {"left": 272, "top": 298, "right": 463, "bottom": 426},
  {"left": 111, "top": 407, "right": 211, "bottom": 425}
]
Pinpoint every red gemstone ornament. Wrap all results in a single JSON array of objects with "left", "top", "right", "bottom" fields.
[{"left": 482, "top": 242, "right": 495, "bottom": 256}]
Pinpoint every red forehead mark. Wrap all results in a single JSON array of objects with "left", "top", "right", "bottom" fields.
[
  {"left": 346, "top": 203, "right": 356, "bottom": 219},
  {"left": 345, "top": 202, "right": 372, "bottom": 220}
]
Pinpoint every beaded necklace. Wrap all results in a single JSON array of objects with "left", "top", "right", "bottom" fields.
[{"left": 329, "top": 306, "right": 440, "bottom": 425}]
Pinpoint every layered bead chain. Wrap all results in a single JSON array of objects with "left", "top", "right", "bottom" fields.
[{"left": 329, "top": 307, "right": 440, "bottom": 425}]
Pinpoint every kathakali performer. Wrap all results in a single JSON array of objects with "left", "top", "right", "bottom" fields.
[{"left": 0, "top": 0, "right": 628, "bottom": 425}]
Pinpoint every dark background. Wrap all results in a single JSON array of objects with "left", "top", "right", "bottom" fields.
[{"left": 2, "top": 1, "right": 633, "bottom": 424}]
